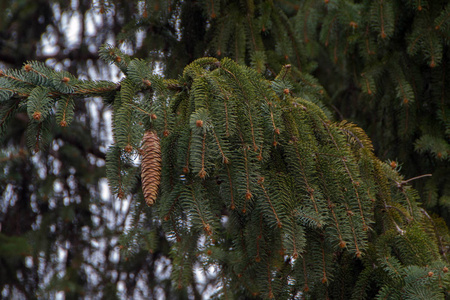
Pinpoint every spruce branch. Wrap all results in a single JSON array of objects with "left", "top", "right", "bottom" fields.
[
  {"left": 1, "top": 54, "right": 449, "bottom": 298},
  {"left": 420, "top": 208, "right": 449, "bottom": 262}
]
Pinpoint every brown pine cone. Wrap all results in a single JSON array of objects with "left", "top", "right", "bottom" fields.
[{"left": 141, "top": 130, "right": 161, "bottom": 206}]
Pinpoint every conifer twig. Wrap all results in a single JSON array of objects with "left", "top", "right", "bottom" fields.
[
  {"left": 384, "top": 205, "right": 412, "bottom": 223},
  {"left": 402, "top": 174, "right": 432, "bottom": 184},
  {"left": 395, "top": 174, "right": 432, "bottom": 188}
]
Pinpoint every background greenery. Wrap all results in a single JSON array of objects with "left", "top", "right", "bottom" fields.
[{"left": 0, "top": 0, "right": 449, "bottom": 299}]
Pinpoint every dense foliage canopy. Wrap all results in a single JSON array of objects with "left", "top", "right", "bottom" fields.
[{"left": 1, "top": 0, "right": 449, "bottom": 299}]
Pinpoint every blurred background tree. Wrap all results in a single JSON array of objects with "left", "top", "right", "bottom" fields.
[
  {"left": 1, "top": 0, "right": 449, "bottom": 299},
  {"left": 0, "top": 1, "right": 181, "bottom": 299}
]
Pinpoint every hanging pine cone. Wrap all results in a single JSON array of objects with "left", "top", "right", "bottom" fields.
[{"left": 141, "top": 130, "right": 162, "bottom": 206}]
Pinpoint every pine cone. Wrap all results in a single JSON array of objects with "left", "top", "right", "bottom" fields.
[{"left": 141, "top": 130, "right": 162, "bottom": 206}]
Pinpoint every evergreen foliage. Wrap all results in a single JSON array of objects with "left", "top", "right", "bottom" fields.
[
  {"left": 1, "top": 50, "right": 449, "bottom": 298},
  {"left": 115, "top": 0, "right": 450, "bottom": 225},
  {"left": 2, "top": 0, "right": 450, "bottom": 298},
  {"left": 0, "top": 2, "right": 171, "bottom": 298}
]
